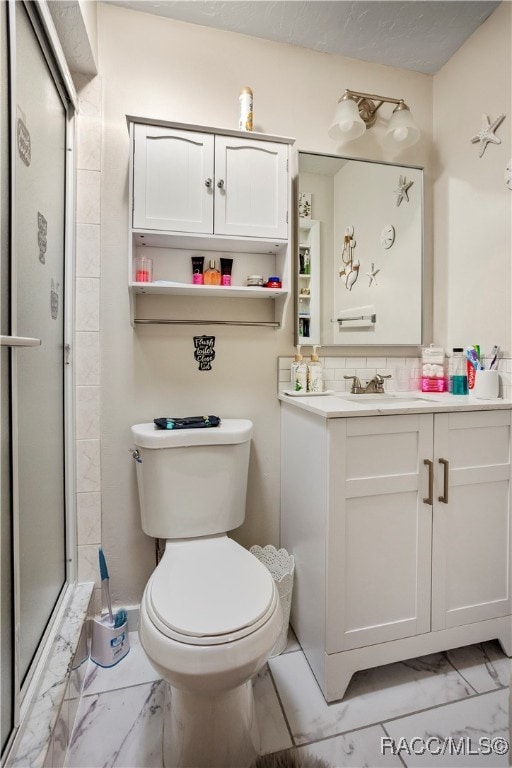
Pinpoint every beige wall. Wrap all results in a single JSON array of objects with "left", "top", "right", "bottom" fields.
[
  {"left": 433, "top": 2, "right": 511, "bottom": 355},
  {"left": 93, "top": 2, "right": 510, "bottom": 607}
]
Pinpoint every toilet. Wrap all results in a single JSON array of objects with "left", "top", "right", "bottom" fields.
[{"left": 130, "top": 419, "right": 283, "bottom": 768}]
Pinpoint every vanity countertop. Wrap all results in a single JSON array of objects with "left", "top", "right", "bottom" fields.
[{"left": 278, "top": 390, "right": 512, "bottom": 419}]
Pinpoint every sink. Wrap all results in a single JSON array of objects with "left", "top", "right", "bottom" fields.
[{"left": 336, "top": 393, "right": 430, "bottom": 403}]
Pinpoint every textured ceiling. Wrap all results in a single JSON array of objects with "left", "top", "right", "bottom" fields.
[{"left": 105, "top": 0, "right": 501, "bottom": 74}]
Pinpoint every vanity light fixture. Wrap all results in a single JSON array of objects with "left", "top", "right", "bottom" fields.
[{"left": 329, "top": 89, "right": 420, "bottom": 151}]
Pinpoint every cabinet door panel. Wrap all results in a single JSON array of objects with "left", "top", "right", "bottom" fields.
[
  {"left": 432, "top": 411, "right": 512, "bottom": 629},
  {"left": 214, "top": 137, "right": 288, "bottom": 239},
  {"left": 328, "top": 415, "right": 433, "bottom": 652},
  {"left": 133, "top": 125, "right": 214, "bottom": 232}
]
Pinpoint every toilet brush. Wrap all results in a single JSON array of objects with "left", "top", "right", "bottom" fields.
[{"left": 99, "top": 548, "right": 114, "bottom": 626}]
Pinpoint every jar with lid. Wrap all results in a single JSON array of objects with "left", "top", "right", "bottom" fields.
[{"left": 449, "top": 348, "right": 468, "bottom": 395}]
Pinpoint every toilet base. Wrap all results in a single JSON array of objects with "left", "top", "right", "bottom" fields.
[{"left": 163, "top": 679, "right": 260, "bottom": 768}]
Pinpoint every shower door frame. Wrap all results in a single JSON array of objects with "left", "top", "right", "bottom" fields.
[{"left": 3, "top": 0, "right": 77, "bottom": 758}]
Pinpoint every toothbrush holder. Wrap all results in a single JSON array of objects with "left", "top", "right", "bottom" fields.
[
  {"left": 472, "top": 369, "right": 499, "bottom": 400},
  {"left": 91, "top": 615, "right": 130, "bottom": 667}
]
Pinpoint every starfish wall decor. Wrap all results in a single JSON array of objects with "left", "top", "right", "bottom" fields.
[
  {"left": 394, "top": 175, "right": 413, "bottom": 207},
  {"left": 470, "top": 113, "right": 505, "bottom": 157}
]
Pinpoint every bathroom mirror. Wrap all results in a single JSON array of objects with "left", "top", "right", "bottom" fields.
[{"left": 297, "top": 151, "right": 423, "bottom": 346}]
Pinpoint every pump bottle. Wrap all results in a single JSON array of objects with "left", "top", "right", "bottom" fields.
[
  {"left": 291, "top": 345, "right": 308, "bottom": 392},
  {"left": 307, "top": 346, "right": 324, "bottom": 392}
]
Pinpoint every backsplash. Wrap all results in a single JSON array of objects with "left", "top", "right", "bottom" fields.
[{"left": 278, "top": 355, "right": 512, "bottom": 399}]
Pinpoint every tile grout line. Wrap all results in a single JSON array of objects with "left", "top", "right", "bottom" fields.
[
  {"left": 288, "top": 686, "right": 509, "bottom": 755},
  {"left": 266, "top": 662, "right": 297, "bottom": 750}
]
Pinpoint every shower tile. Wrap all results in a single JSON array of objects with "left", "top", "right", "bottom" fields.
[
  {"left": 75, "top": 387, "right": 100, "bottom": 440},
  {"left": 76, "top": 169, "right": 100, "bottom": 225},
  {"left": 76, "top": 491, "right": 101, "bottom": 545},
  {"left": 269, "top": 650, "right": 475, "bottom": 745},
  {"left": 76, "top": 223, "right": 100, "bottom": 278},
  {"left": 76, "top": 439, "right": 100, "bottom": 493},
  {"left": 385, "top": 688, "right": 509, "bottom": 766},
  {"left": 77, "top": 116, "right": 101, "bottom": 172},
  {"left": 75, "top": 277, "right": 100, "bottom": 332},
  {"left": 66, "top": 680, "right": 166, "bottom": 768},
  {"left": 77, "top": 544, "right": 100, "bottom": 586},
  {"left": 75, "top": 331, "right": 100, "bottom": 387},
  {"left": 74, "top": 74, "right": 102, "bottom": 118}
]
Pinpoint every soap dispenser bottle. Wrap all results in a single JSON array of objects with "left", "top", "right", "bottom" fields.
[
  {"left": 307, "top": 346, "right": 324, "bottom": 393},
  {"left": 291, "top": 345, "right": 308, "bottom": 392}
]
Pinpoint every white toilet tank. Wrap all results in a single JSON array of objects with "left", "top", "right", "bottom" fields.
[{"left": 131, "top": 419, "right": 253, "bottom": 539}]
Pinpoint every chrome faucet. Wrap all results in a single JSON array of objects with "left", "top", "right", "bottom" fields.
[{"left": 344, "top": 372, "right": 392, "bottom": 394}]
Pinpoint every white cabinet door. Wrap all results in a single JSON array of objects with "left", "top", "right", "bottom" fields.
[
  {"left": 214, "top": 136, "right": 288, "bottom": 239},
  {"left": 327, "top": 414, "right": 433, "bottom": 652},
  {"left": 431, "top": 410, "right": 512, "bottom": 630},
  {"left": 133, "top": 125, "right": 214, "bottom": 232}
]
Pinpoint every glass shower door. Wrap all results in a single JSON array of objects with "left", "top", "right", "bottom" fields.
[
  {"left": 1, "top": 1, "right": 71, "bottom": 756},
  {"left": 14, "top": 1, "right": 68, "bottom": 684},
  {"left": 1, "top": 1, "right": 14, "bottom": 752}
]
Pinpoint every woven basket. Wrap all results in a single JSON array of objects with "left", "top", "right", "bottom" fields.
[{"left": 250, "top": 545, "right": 295, "bottom": 656}]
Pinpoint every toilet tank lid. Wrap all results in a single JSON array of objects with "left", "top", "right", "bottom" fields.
[{"left": 131, "top": 419, "right": 253, "bottom": 448}]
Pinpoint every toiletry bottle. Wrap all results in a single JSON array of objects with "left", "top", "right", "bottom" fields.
[
  {"left": 291, "top": 346, "right": 307, "bottom": 392},
  {"left": 203, "top": 258, "right": 221, "bottom": 286},
  {"left": 191, "top": 255, "right": 204, "bottom": 285},
  {"left": 307, "top": 346, "right": 324, "bottom": 392},
  {"left": 220, "top": 257, "right": 233, "bottom": 286},
  {"left": 239, "top": 87, "right": 253, "bottom": 131},
  {"left": 449, "top": 347, "right": 468, "bottom": 395}
]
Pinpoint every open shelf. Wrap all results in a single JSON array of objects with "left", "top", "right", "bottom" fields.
[{"left": 130, "top": 281, "right": 287, "bottom": 299}]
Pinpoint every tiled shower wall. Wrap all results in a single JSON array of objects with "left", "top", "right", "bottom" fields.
[
  {"left": 278, "top": 354, "right": 512, "bottom": 399},
  {"left": 74, "top": 74, "right": 102, "bottom": 612}
]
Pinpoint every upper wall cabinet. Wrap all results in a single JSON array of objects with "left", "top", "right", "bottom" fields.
[
  {"left": 128, "top": 119, "right": 294, "bottom": 327},
  {"left": 133, "top": 123, "right": 289, "bottom": 241}
]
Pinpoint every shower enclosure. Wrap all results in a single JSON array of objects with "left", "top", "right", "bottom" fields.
[{"left": 1, "top": 1, "right": 75, "bottom": 758}]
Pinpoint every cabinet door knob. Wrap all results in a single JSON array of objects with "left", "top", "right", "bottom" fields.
[
  {"left": 423, "top": 459, "right": 433, "bottom": 505},
  {"left": 217, "top": 179, "right": 225, "bottom": 189},
  {"left": 438, "top": 458, "right": 449, "bottom": 503},
  {"left": 204, "top": 178, "right": 212, "bottom": 188}
]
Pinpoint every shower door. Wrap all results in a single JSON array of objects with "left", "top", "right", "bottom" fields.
[{"left": 1, "top": 0, "right": 73, "bottom": 756}]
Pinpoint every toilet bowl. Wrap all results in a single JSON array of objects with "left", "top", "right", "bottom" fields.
[
  {"left": 131, "top": 420, "right": 284, "bottom": 768},
  {"left": 139, "top": 536, "right": 282, "bottom": 768}
]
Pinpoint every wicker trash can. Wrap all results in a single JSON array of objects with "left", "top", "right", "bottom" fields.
[{"left": 250, "top": 544, "right": 295, "bottom": 656}]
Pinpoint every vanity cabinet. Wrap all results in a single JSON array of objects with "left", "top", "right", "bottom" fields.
[
  {"left": 280, "top": 405, "right": 512, "bottom": 701},
  {"left": 128, "top": 119, "right": 294, "bottom": 326},
  {"left": 133, "top": 123, "right": 289, "bottom": 240}
]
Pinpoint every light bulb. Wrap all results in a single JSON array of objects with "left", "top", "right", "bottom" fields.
[{"left": 393, "top": 127, "right": 409, "bottom": 142}]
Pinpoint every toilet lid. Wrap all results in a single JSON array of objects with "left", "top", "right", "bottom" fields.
[{"left": 145, "top": 537, "right": 277, "bottom": 646}]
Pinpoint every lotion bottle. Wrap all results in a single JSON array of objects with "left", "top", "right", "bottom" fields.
[
  {"left": 291, "top": 345, "right": 307, "bottom": 393},
  {"left": 307, "top": 346, "right": 324, "bottom": 392}
]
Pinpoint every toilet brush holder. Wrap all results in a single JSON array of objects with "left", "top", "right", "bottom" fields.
[{"left": 91, "top": 615, "right": 130, "bottom": 668}]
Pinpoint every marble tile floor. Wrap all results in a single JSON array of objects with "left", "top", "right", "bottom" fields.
[{"left": 64, "top": 630, "right": 510, "bottom": 768}]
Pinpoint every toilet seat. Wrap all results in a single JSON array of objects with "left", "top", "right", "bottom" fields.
[{"left": 144, "top": 536, "right": 278, "bottom": 646}]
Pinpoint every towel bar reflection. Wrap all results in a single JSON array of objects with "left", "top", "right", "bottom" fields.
[{"left": 333, "top": 314, "right": 377, "bottom": 325}]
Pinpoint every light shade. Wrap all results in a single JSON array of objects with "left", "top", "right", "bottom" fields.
[
  {"left": 382, "top": 106, "right": 420, "bottom": 151},
  {"left": 328, "top": 98, "right": 366, "bottom": 143}
]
